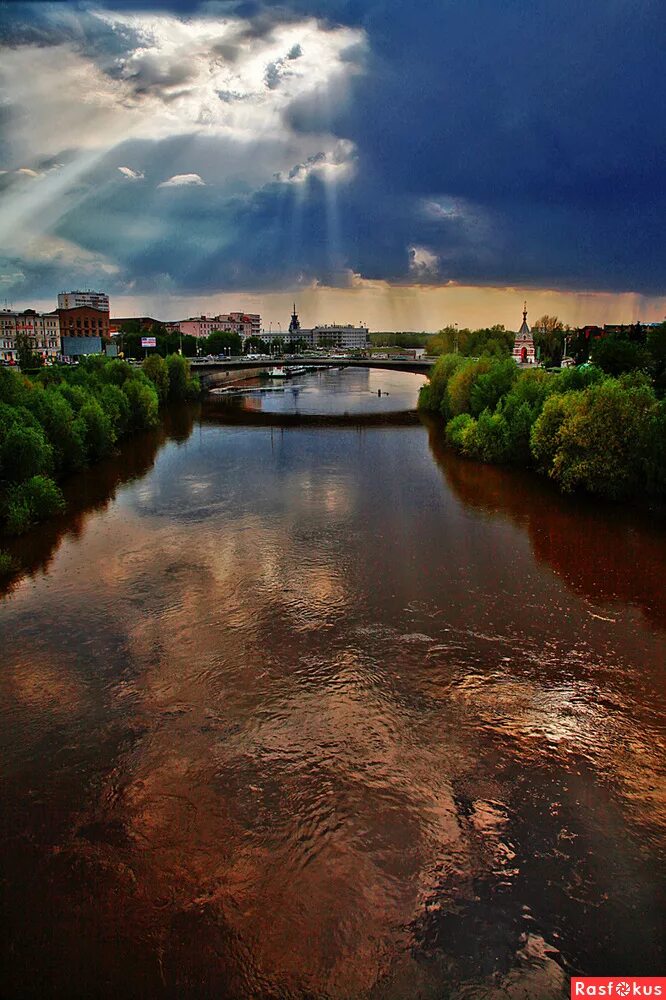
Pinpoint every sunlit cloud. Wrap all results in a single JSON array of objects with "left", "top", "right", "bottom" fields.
[
  {"left": 157, "top": 173, "right": 205, "bottom": 188},
  {"left": 409, "top": 246, "right": 439, "bottom": 277},
  {"left": 118, "top": 166, "right": 144, "bottom": 180}
]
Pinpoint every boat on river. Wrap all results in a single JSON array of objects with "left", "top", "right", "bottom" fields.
[{"left": 267, "top": 366, "right": 288, "bottom": 377}]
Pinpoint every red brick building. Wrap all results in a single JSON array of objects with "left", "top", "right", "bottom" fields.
[{"left": 57, "top": 306, "right": 110, "bottom": 341}]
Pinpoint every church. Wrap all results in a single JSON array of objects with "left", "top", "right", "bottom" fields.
[{"left": 512, "top": 303, "right": 536, "bottom": 364}]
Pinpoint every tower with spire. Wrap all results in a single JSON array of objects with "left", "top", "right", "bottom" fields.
[
  {"left": 288, "top": 302, "right": 300, "bottom": 337},
  {"left": 512, "top": 301, "right": 536, "bottom": 365}
]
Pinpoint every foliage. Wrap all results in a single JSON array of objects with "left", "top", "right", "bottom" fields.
[
  {"left": 166, "top": 353, "right": 199, "bottom": 402},
  {"left": 123, "top": 380, "right": 159, "bottom": 430},
  {"left": 205, "top": 330, "right": 243, "bottom": 356},
  {"left": 646, "top": 323, "right": 666, "bottom": 397},
  {"left": 0, "top": 549, "right": 16, "bottom": 576},
  {"left": 590, "top": 336, "right": 652, "bottom": 377},
  {"left": 15, "top": 333, "right": 44, "bottom": 370},
  {"left": 469, "top": 358, "right": 518, "bottom": 416},
  {"left": 426, "top": 325, "right": 513, "bottom": 358},
  {"left": 370, "top": 332, "right": 430, "bottom": 348},
  {"left": 0, "top": 355, "right": 200, "bottom": 535},
  {"left": 420, "top": 350, "right": 666, "bottom": 505},
  {"left": 538, "top": 376, "right": 658, "bottom": 498},
  {"left": 461, "top": 410, "right": 510, "bottom": 463},
  {"left": 5, "top": 475, "right": 65, "bottom": 534},
  {"left": 0, "top": 424, "right": 53, "bottom": 483},
  {"left": 532, "top": 315, "right": 565, "bottom": 366},
  {"left": 418, "top": 353, "right": 466, "bottom": 415},
  {"left": 142, "top": 354, "right": 170, "bottom": 403},
  {"left": 245, "top": 336, "right": 268, "bottom": 353},
  {"left": 446, "top": 357, "right": 493, "bottom": 417},
  {"left": 445, "top": 413, "right": 475, "bottom": 449}
]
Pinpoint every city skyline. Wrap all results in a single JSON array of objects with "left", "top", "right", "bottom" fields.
[{"left": 1, "top": 0, "right": 665, "bottom": 329}]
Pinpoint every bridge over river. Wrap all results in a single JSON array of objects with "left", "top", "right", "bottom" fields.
[{"left": 191, "top": 356, "right": 436, "bottom": 390}]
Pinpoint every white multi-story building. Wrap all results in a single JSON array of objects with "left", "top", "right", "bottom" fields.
[
  {"left": 0, "top": 309, "right": 61, "bottom": 362},
  {"left": 57, "top": 290, "right": 110, "bottom": 312},
  {"left": 297, "top": 324, "right": 369, "bottom": 350}
]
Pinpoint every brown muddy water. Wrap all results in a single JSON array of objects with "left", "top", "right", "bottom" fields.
[{"left": 1, "top": 369, "right": 664, "bottom": 999}]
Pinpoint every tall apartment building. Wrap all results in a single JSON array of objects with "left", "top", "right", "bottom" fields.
[
  {"left": 0, "top": 309, "right": 61, "bottom": 362},
  {"left": 178, "top": 312, "right": 261, "bottom": 340},
  {"left": 58, "top": 290, "right": 110, "bottom": 311}
]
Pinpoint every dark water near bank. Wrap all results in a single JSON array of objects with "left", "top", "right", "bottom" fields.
[{"left": 1, "top": 369, "right": 665, "bottom": 999}]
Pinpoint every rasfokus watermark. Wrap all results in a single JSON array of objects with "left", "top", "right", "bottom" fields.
[{"left": 571, "top": 979, "right": 666, "bottom": 998}]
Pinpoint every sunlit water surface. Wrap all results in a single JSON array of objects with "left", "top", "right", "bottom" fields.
[{"left": 1, "top": 369, "right": 664, "bottom": 999}]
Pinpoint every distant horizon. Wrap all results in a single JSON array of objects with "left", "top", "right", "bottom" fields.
[{"left": 8, "top": 283, "right": 666, "bottom": 334}]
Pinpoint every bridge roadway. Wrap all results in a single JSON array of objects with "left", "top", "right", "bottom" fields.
[{"left": 192, "top": 356, "right": 436, "bottom": 389}]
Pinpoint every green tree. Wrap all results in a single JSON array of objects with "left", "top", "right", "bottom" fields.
[
  {"left": 532, "top": 315, "right": 565, "bottom": 367},
  {"left": 418, "top": 353, "right": 466, "bottom": 415},
  {"left": 646, "top": 323, "right": 666, "bottom": 397},
  {"left": 591, "top": 336, "right": 652, "bottom": 377},
  {"left": 142, "top": 354, "right": 169, "bottom": 403},
  {"left": 123, "top": 380, "right": 159, "bottom": 430},
  {"left": 15, "top": 333, "right": 43, "bottom": 370},
  {"left": 245, "top": 336, "right": 268, "bottom": 354},
  {"left": 0, "top": 424, "right": 53, "bottom": 483},
  {"left": 446, "top": 357, "right": 493, "bottom": 416},
  {"left": 469, "top": 358, "right": 518, "bottom": 416},
  {"left": 533, "top": 376, "right": 658, "bottom": 498},
  {"left": 205, "top": 330, "right": 242, "bottom": 355},
  {"left": 166, "top": 353, "right": 199, "bottom": 401}
]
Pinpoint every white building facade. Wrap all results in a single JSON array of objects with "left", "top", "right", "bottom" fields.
[
  {"left": 0, "top": 309, "right": 61, "bottom": 362},
  {"left": 297, "top": 324, "right": 370, "bottom": 351},
  {"left": 58, "top": 290, "right": 110, "bottom": 312}
]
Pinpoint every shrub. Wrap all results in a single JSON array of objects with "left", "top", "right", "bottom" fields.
[
  {"left": 166, "top": 354, "right": 198, "bottom": 401},
  {"left": 0, "top": 367, "right": 30, "bottom": 406},
  {"left": 591, "top": 337, "right": 652, "bottom": 378},
  {"left": 469, "top": 358, "right": 518, "bottom": 416},
  {"left": 462, "top": 409, "right": 510, "bottom": 463},
  {"left": 0, "top": 424, "right": 53, "bottom": 483},
  {"left": 0, "top": 549, "right": 16, "bottom": 576},
  {"left": 418, "top": 353, "right": 466, "bottom": 415},
  {"left": 142, "top": 354, "right": 170, "bottom": 403},
  {"left": 537, "top": 378, "right": 658, "bottom": 498},
  {"left": 79, "top": 400, "right": 116, "bottom": 460},
  {"left": 123, "top": 379, "right": 159, "bottom": 430},
  {"left": 445, "top": 413, "right": 475, "bottom": 449},
  {"left": 4, "top": 475, "right": 65, "bottom": 534},
  {"left": 24, "top": 387, "right": 85, "bottom": 475},
  {"left": 99, "top": 384, "right": 130, "bottom": 437},
  {"left": 446, "top": 357, "right": 493, "bottom": 417},
  {"left": 530, "top": 394, "right": 575, "bottom": 473}
]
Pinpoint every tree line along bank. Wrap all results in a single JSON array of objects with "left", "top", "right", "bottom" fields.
[
  {"left": 418, "top": 346, "right": 666, "bottom": 505},
  {"left": 0, "top": 355, "right": 200, "bottom": 575}
]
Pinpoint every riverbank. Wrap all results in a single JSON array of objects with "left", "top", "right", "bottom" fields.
[
  {"left": 419, "top": 353, "right": 666, "bottom": 506},
  {"left": 0, "top": 355, "right": 200, "bottom": 550}
]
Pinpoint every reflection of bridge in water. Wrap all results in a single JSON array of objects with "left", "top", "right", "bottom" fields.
[
  {"left": 202, "top": 399, "right": 423, "bottom": 429},
  {"left": 194, "top": 357, "right": 435, "bottom": 390}
]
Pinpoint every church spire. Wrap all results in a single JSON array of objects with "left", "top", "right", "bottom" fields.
[{"left": 523, "top": 300, "right": 528, "bottom": 324}]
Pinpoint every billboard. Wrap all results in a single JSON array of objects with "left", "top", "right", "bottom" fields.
[
  {"left": 141, "top": 336, "right": 157, "bottom": 348},
  {"left": 61, "top": 336, "right": 103, "bottom": 357}
]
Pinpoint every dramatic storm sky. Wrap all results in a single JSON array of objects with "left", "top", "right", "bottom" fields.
[{"left": 1, "top": 0, "right": 665, "bottom": 328}]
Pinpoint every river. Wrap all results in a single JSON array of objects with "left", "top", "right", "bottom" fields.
[{"left": 1, "top": 367, "right": 664, "bottom": 999}]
